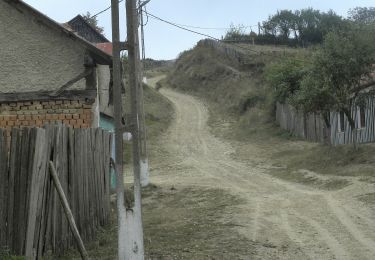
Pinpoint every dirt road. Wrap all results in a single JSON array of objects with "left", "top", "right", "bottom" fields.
[{"left": 147, "top": 77, "right": 375, "bottom": 259}]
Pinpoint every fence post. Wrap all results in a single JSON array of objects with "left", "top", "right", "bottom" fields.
[{"left": 49, "top": 161, "right": 89, "bottom": 260}]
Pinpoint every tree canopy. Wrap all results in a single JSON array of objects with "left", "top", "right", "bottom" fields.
[
  {"left": 348, "top": 7, "right": 375, "bottom": 24},
  {"left": 224, "top": 8, "right": 349, "bottom": 46}
]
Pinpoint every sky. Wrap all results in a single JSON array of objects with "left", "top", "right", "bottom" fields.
[{"left": 24, "top": 0, "right": 375, "bottom": 60}]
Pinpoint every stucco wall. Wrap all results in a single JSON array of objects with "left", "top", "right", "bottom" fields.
[
  {"left": 0, "top": 1, "right": 87, "bottom": 93},
  {"left": 97, "top": 65, "right": 114, "bottom": 117}
]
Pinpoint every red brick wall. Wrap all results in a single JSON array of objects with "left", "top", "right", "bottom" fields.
[{"left": 0, "top": 100, "right": 93, "bottom": 131}]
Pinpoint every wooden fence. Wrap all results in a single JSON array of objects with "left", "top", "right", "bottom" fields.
[
  {"left": 276, "top": 101, "right": 375, "bottom": 145},
  {"left": 329, "top": 98, "right": 375, "bottom": 145},
  {"left": 0, "top": 125, "right": 112, "bottom": 258},
  {"left": 276, "top": 102, "right": 326, "bottom": 143},
  {"left": 198, "top": 39, "right": 247, "bottom": 63}
]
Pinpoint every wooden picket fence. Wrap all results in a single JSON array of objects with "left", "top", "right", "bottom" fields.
[
  {"left": 276, "top": 102, "right": 326, "bottom": 143},
  {"left": 0, "top": 125, "right": 112, "bottom": 258}
]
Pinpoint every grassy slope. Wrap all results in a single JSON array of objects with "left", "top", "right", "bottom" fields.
[
  {"left": 121, "top": 77, "right": 174, "bottom": 161},
  {"left": 166, "top": 42, "right": 375, "bottom": 189}
]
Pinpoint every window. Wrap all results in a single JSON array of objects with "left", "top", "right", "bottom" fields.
[
  {"left": 338, "top": 112, "right": 345, "bottom": 132},
  {"left": 359, "top": 107, "right": 366, "bottom": 128}
]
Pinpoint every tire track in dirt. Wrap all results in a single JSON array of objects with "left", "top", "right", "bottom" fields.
[
  {"left": 280, "top": 208, "right": 315, "bottom": 260},
  {"left": 326, "top": 195, "right": 375, "bottom": 258},
  {"left": 148, "top": 81, "right": 375, "bottom": 259},
  {"left": 298, "top": 214, "right": 351, "bottom": 260}
]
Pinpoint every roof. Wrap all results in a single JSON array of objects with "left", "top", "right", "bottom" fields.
[
  {"left": 67, "top": 15, "right": 110, "bottom": 43},
  {"left": 96, "top": 43, "right": 113, "bottom": 56},
  {"left": 6, "top": 0, "right": 112, "bottom": 65}
]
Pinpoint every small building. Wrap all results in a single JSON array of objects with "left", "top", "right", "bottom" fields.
[{"left": 0, "top": 1, "right": 114, "bottom": 133}]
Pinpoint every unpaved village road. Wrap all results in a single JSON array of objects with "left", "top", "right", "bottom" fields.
[{"left": 147, "top": 77, "right": 375, "bottom": 260}]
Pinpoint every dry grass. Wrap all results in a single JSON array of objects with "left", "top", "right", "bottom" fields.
[
  {"left": 142, "top": 185, "right": 255, "bottom": 259},
  {"left": 58, "top": 184, "right": 255, "bottom": 260}
]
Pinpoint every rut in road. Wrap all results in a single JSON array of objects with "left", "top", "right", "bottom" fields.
[{"left": 148, "top": 78, "right": 375, "bottom": 260}]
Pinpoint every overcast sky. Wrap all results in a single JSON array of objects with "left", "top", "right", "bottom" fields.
[{"left": 24, "top": 0, "right": 375, "bottom": 60}]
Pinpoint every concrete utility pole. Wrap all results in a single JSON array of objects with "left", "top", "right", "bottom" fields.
[
  {"left": 138, "top": 0, "right": 150, "bottom": 187},
  {"left": 124, "top": 0, "right": 145, "bottom": 258},
  {"left": 110, "top": 0, "right": 128, "bottom": 258}
]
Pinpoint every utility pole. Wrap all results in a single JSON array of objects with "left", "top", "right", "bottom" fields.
[
  {"left": 138, "top": 0, "right": 150, "bottom": 187},
  {"left": 124, "top": 0, "right": 145, "bottom": 258},
  {"left": 258, "top": 22, "right": 261, "bottom": 36},
  {"left": 110, "top": 0, "right": 127, "bottom": 259}
]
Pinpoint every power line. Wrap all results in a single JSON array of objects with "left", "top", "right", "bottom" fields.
[
  {"left": 143, "top": 10, "right": 311, "bottom": 63},
  {"left": 90, "top": 2, "right": 304, "bottom": 62},
  {"left": 92, "top": 0, "right": 152, "bottom": 19},
  {"left": 144, "top": 10, "right": 262, "bottom": 55},
  {"left": 144, "top": 11, "right": 221, "bottom": 41},
  {"left": 172, "top": 23, "right": 258, "bottom": 31},
  {"left": 91, "top": 0, "right": 124, "bottom": 18},
  {"left": 91, "top": 0, "right": 257, "bottom": 31}
]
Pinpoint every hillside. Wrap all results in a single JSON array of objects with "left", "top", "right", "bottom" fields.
[
  {"left": 167, "top": 40, "right": 268, "bottom": 114},
  {"left": 165, "top": 40, "right": 375, "bottom": 188},
  {"left": 166, "top": 40, "right": 306, "bottom": 139}
]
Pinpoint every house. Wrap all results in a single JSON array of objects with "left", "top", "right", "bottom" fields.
[
  {"left": 65, "top": 14, "right": 115, "bottom": 133},
  {"left": 66, "top": 15, "right": 110, "bottom": 44},
  {"left": 0, "top": 0, "right": 114, "bottom": 133}
]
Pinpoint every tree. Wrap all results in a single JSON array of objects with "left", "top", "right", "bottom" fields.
[
  {"left": 273, "top": 10, "right": 296, "bottom": 40},
  {"left": 320, "top": 10, "right": 349, "bottom": 38},
  {"left": 262, "top": 15, "right": 278, "bottom": 37},
  {"left": 82, "top": 11, "right": 105, "bottom": 34},
  {"left": 348, "top": 7, "right": 375, "bottom": 24},
  {"left": 224, "top": 23, "right": 247, "bottom": 41},
  {"left": 265, "top": 58, "right": 309, "bottom": 103},
  {"left": 293, "top": 29, "right": 375, "bottom": 147},
  {"left": 296, "top": 8, "right": 322, "bottom": 45}
]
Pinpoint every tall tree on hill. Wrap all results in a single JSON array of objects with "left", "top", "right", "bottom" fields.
[
  {"left": 297, "top": 8, "right": 322, "bottom": 45},
  {"left": 262, "top": 16, "right": 278, "bottom": 37},
  {"left": 273, "top": 10, "right": 295, "bottom": 40},
  {"left": 224, "top": 23, "right": 247, "bottom": 41},
  {"left": 82, "top": 11, "right": 105, "bottom": 34},
  {"left": 320, "top": 10, "right": 349, "bottom": 36},
  {"left": 349, "top": 7, "right": 375, "bottom": 24}
]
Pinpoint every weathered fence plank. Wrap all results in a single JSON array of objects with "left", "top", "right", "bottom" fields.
[
  {"left": 7, "top": 128, "right": 21, "bottom": 252},
  {"left": 0, "top": 125, "right": 112, "bottom": 257},
  {"left": 25, "top": 128, "right": 47, "bottom": 259},
  {"left": 276, "top": 102, "right": 325, "bottom": 143},
  {"left": 0, "top": 129, "right": 8, "bottom": 249},
  {"left": 49, "top": 161, "right": 89, "bottom": 260}
]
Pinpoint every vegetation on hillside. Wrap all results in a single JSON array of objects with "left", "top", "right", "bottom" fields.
[
  {"left": 224, "top": 7, "right": 375, "bottom": 47},
  {"left": 168, "top": 44, "right": 267, "bottom": 112},
  {"left": 266, "top": 25, "right": 375, "bottom": 147}
]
